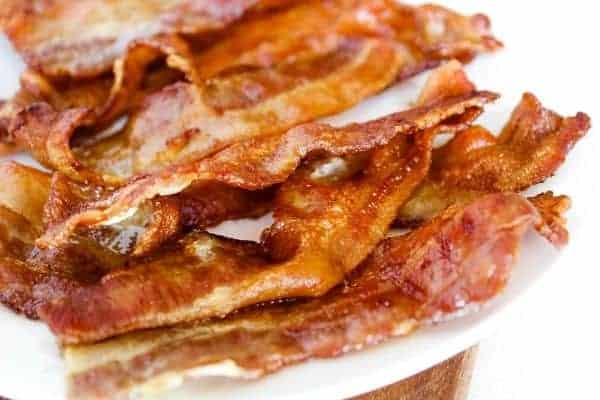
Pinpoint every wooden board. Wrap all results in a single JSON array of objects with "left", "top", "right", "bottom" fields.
[{"left": 350, "top": 346, "right": 478, "bottom": 400}]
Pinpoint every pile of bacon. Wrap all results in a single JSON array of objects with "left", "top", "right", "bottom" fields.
[{"left": 0, "top": 1, "right": 591, "bottom": 399}]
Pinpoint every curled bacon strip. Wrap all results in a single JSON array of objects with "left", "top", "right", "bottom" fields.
[
  {"left": 125, "top": 37, "right": 402, "bottom": 176},
  {"left": 4, "top": 1, "right": 501, "bottom": 181},
  {"left": 0, "top": 163, "right": 51, "bottom": 316},
  {"left": 11, "top": 37, "right": 402, "bottom": 184},
  {"left": 192, "top": 0, "right": 502, "bottom": 80},
  {"left": 528, "top": 191, "right": 572, "bottom": 247},
  {"left": 397, "top": 93, "right": 591, "bottom": 246},
  {"left": 0, "top": 0, "right": 291, "bottom": 79},
  {"left": 0, "top": 70, "right": 494, "bottom": 343},
  {"left": 64, "top": 193, "right": 541, "bottom": 399},
  {"left": 1, "top": 35, "right": 191, "bottom": 147},
  {"left": 37, "top": 89, "right": 497, "bottom": 255}
]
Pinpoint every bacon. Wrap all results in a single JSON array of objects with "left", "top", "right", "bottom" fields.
[
  {"left": 64, "top": 193, "right": 540, "bottom": 399},
  {"left": 528, "top": 191, "right": 572, "bottom": 247},
  {"left": 0, "top": 162, "right": 51, "bottom": 316},
  {"left": 0, "top": 64, "right": 494, "bottom": 334},
  {"left": 0, "top": 0, "right": 292, "bottom": 79},
  {"left": 11, "top": 37, "right": 401, "bottom": 184},
  {"left": 396, "top": 93, "right": 591, "bottom": 245},
  {"left": 125, "top": 38, "right": 402, "bottom": 177},
  {"left": 23, "top": 69, "right": 498, "bottom": 343},
  {"left": 192, "top": 0, "right": 502, "bottom": 80},
  {"left": 0, "top": 35, "right": 191, "bottom": 149},
  {"left": 36, "top": 120, "right": 436, "bottom": 343},
  {"left": 0, "top": 163, "right": 123, "bottom": 284},
  {"left": 5, "top": 1, "right": 501, "bottom": 182},
  {"left": 37, "top": 88, "right": 497, "bottom": 255},
  {"left": 0, "top": 162, "right": 51, "bottom": 231},
  {"left": 0, "top": 165, "right": 271, "bottom": 317}
]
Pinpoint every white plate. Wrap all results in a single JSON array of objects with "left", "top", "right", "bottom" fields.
[{"left": 0, "top": 6, "right": 584, "bottom": 399}]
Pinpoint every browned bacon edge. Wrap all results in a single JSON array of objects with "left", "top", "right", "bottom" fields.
[
  {"left": 36, "top": 90, "right": 498, "bottom": 252},
  {"left": 395, "top": 93, "right": 591, "bottom": 243},
  {"left": 1, "top": 0, "right": 295, "bottom": 79},
  {"left": 65, "top": 193, "right": 540, "bottom": 399}
]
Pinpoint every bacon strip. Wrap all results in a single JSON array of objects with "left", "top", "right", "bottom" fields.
[
  {"left": 5, "top": 1, "right": 501, "bottom": 182},
  {"left": 0, "top": 35, "right": 191, "bottom": 149},
  {"left": 21, "top": 73, "right": 495, "bottom": 343},
  {"left": 0, "top": 165, "right": 271, "bottom": 317},
  {"left": 37, "top": 89, "right": 497, "bottom": 254},
  {"left": 12, "top": 37, "right": 402, "bottom": 184},
  {"left": 64, "top": 193, "right": 541, "bottom": 399},
  {"left": 1, "top": 0, "right": 292, "bottom": 79},
  {"left": 125, "top": 37, "right": 402, "bottom": 177},
  {"left": 397, "top": 92, "right": 591, "bottom": 246},
  {"left": 191, "top": 0, "right": 502, "bottom": 80},
  {"left": 36, "top": 119, "right": 436, "bottom": 344},
  {"left": 528, "top": 191, "right": 572, "bottom": 247}
]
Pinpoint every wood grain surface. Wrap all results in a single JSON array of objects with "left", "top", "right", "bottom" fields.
[{"left": 350, "top": 346, "right": 478, "bottom": 400}]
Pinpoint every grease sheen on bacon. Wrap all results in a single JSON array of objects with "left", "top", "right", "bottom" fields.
[
  {"left": 0, "top": 62, "right": 492, "bottom": 334},
  {"left": 64, "top": 193, "right": 541, "bottom": 399},
  {"left": 12, "top": 37, "right": 402, "bottom": 184},
  {"left": 1, "top": 0, "right": 292, "bottom": 78},
  {"left": 37, "top": 88, "right": 497, "bottom": 257},
  {"left": 397, "top": 92, "right": 590, "bottom": 246},
  {"left": 35, "top": 106, "right": 472, "bottom": 343},
  {"left": 5, "top": 68, "right": 492, "bottom": 343},
  {"left": 4, "top": 0, "right": 501, "bottom": 180}
]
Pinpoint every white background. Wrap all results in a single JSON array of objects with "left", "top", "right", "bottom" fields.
[{"left": 0, "top": 1, "right": 599, "bottom": 399}]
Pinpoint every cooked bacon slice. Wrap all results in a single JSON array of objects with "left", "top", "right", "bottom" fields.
[
  {"left": 397, "top": 92, "right": 591, "bottom": 244},
  {"left": 0, "top": 164, "right": 272, "bottom": 317},
  {"left": 0, "top": 65, "right": 493, "bottom": 324},
  {"left": 0, "top": 35, "right": 190, "bottom": 147},
  {"left": 126, "top": 38, "right": 402, "bottom": 176},
  {"left": 528, "top": 191, "right": 571, "bottom": 247},
  {"left": 36, "top": 120, "right": 436, "bottom": 344},
  {"left": 37, "top": 88, "right": 497, "bottom": 255},
  {"left": 1, "top": 0, "right": 292, "bottom": 79},
  {"left": 12, "top": 37, "right": 402, "bottom": 184},
  {"left": 0, "top": 162, "right": 50, "bottom": 315},
  {"left": 0, "top": 162, "right": 51, "bottom": 232},
  {"left": 30, "top": 74, "right": 498, "bottom": 343},
  {"left": 192, "top": 0, "right": 501, "bottom": 80},
  {"left": 96, "top": 1, "right": 501, "bottom": 180},
  {"left": 5, "top": 1, "right": 501, "bottom": 181},
  {"left": 64, "top": 193, "right": 541, "bottom": 399}
]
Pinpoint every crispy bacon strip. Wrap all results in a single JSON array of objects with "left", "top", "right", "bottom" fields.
[
  {"left": 528, "top": 191, "right": 572, "bottom": 247},
  {"left": 0, "top": 163, "right": 51, "bottom": 316},
  {"left": 5, "top": 1, "right": 501, "bottom": 181},
  {"left": 0, "top": 66, "right": 494, "bottom": 325},
  {"left": 1, "top": 0, "right": 292, "bottom": 79},
  {"left": 0, "top": 161, "right": 275, "bottom": 313},
  {"left": 32, "top": 75, "right": 497, "bottom": 343},
  {"left": 37, "top": 88, "right": 497, "bottom": 254},
  {"left": 0, "top": 162, "right": 51, "bottom": 231},
  {"left": 64, "top": 193, "right": 540, "bottom": 399},
  {"left": 192, "top": 0, "right": 501, "bottom": 80},
  {"left": 12, "top": 37, "right": 402, "bottom": 184},
  {"left": 397, "top": 93, "right": 591, "bottom": 246},
  {"left": 126, "top": 37, "right": 402, "bottom": 176},
  {"left": 36, "top": 120, "right": 436, "bottom": 344},
  {"left": 108, "top": 0, "right": 501, "bottom": 180},
  {"left": 0, "top": 35, "right": 190, "bottom": 146}
]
